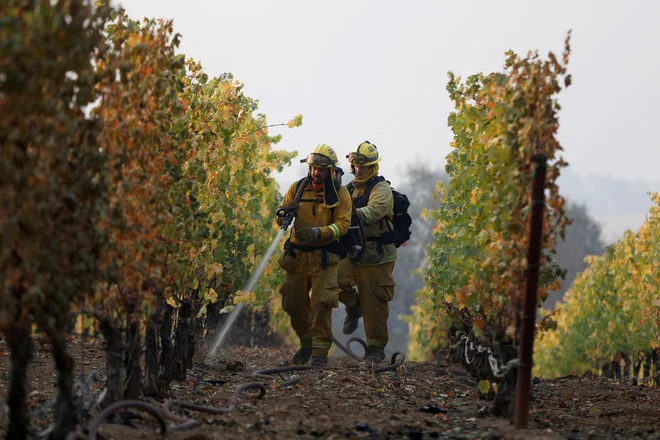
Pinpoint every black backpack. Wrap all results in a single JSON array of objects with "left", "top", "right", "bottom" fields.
[
  {"left": 391, "top": 188, "right": 412, "bottom": 247},
  {"left": 347, "top": 176, "right": 412, "bottom": 248}
]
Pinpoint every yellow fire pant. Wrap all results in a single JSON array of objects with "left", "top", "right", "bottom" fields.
[
  {"left": 337, "top": 260, "right": 396, "bottom": 354},
  {"left": 278, "top": 252, "right": 340, "bottom": 357}
]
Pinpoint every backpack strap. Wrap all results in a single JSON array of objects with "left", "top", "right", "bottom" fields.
[
  {"left": 294, "top": 176, "right": 309, "bottom": 199},
  {"left": 352, "top": 175, "right": 386, "bottom": 209},
  {"left": 285, "top": 177, "right": 311, "bottom": 244}
]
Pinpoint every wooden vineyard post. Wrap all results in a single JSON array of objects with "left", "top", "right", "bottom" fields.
[{"left": 515, "top": 154, "right": 547, "bottom": 429}]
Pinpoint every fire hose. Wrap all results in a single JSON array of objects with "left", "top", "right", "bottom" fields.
[
  {"left": 60, "top": 336, "right": 404, "bottom": 439},
  {"left": 65, "top": 383, "right": 266, "bottom": 440},
  {"left": 331, "top": 336, "right": 406, "bottom": 373},
  {"left": 251, "top": 335, "right": 406, "bottom": 386}
]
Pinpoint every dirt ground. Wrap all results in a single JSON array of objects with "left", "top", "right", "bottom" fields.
[{"left": 1, "top": 337, "right": 660, "bottom": 440}]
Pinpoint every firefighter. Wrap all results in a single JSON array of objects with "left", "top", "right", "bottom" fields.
[
  {"left": 338, "top": 141, "right": 397, "bottom": 363},
  {"left": 276, "top": 144, "right": 352, "bottom": 368}
]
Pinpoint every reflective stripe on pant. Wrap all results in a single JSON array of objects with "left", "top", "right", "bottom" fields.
[
  {"left": 278, "top": 252, "right": 339, "bottom": 357},
  {"left": 337, "top": 259, "right": 396, "bottom": 354}
]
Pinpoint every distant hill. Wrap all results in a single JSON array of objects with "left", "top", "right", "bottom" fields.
[{"left": 559, "top": 169, "right": 659, "bottom": 243}]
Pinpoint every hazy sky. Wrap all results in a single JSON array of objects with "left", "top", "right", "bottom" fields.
[{"left": 114, "top": 0, "right": 659, "bottom": 238}]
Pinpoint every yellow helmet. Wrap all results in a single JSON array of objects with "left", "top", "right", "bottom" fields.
[
  {"left": 300, "top": 143, "right": 339, "bottom": 168},
  {"left": 346, "top": 140, "right": 382, "bottom": 166}
]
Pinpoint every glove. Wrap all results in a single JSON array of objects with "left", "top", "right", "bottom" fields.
[
  {"left": 294, "top": 227, "right": 321, "bottom": 243},
  {"left": 277, "top": 200, "right": 300, "bottom": 218}
]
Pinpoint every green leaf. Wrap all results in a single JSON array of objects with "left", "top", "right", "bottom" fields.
[
  {"left": 219, "top": 305, "right": 234, "bottom": 314},
  {"left": 478, "top": 380, "right": 491, "bottom": 395}
]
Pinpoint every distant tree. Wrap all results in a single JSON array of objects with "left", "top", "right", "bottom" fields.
[
  {"left": 544, "top": 201, "right": 606, "bottom": 308},
  {"left": 388, "top": 163, "right": 448, "bottom": 351}
]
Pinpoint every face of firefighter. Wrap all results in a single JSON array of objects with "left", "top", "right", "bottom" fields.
[
  {"left": 353, "top": 165, "right": 371, "bottom": 178},
  {"left": 311, "top": 166, "right": 330, "bottom": 184}
]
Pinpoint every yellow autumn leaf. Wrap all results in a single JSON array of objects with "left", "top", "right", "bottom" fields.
[
  {"left": 233, "top": 290, "right": 256, "bottom": 305},
  {"left": 263, "top": 263, "right": 273, "bottom": 276},
  {"left": 206, "top": 262, "right": 224, "bottom": 280},
  {"left": 548, "top": 279, "right": 562, "bottom": 291},
  {"left": 74, "top": 315, "right": 84, "bottom": 335},
  {"left": 205, "top": 288, "right": 218, "bottom": 304},
  {"left": 548, "top": 198, "right": 564, "bottom": 211},
  {"left": 470, "top": 188, "right": 478, "bottom": 204}
]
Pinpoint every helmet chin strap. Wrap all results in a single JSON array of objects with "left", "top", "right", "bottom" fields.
[{"left": 352, "top": 164, "right": 379, "bottom": 184}]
